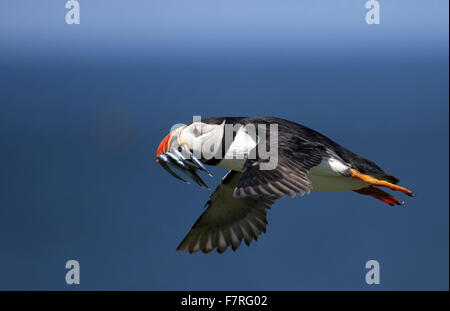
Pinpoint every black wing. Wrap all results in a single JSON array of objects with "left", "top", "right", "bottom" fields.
[
  {"left": 243, "top": 116, "right": 399, "bottom": 184},
  {"left": 177, "top": 171, "right": 275, "bottom": 254},
  {"left": 234, "top": 138, "right": 324, "bottom": 198}
]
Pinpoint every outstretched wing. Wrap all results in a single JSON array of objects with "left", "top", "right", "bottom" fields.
[
  {"left": 234, "top": 139, "right": 324, "bottom": 198},
  {"left": 177, "top": 171, "right": 276, "bottom": 254}
]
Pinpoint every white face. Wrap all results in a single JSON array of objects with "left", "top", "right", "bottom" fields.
[{"left": 171, "top": 121, "right": 224, "bottom": 160}]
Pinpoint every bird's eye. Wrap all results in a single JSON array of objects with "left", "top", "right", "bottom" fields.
[{"left": 193, "top": 127, "right": 201, "bottom": 137}]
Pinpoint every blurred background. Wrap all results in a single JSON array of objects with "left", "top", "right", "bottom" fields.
[{"left": 0, "top": 0, "right": 448, "bottom": 290}]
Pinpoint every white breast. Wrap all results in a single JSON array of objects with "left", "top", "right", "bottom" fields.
[{"left": 217, "top": 126, "right": 258, "bottom": 172}]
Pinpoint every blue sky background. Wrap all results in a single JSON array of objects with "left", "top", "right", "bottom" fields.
[{"left": 0, "top": 0, "right": 448, "bottom": 290}]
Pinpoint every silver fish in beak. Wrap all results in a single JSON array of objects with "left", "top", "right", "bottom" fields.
[{"left": 156, "top": 129, "right": 212, "bottom": 187}]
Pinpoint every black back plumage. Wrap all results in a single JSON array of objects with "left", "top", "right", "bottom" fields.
[{"left": 202, "top": 116, "right": 399, "bottom": 184}]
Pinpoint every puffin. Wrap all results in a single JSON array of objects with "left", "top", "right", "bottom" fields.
[{"left": 156, "top": 117, "right": 414, "bottom": 254}]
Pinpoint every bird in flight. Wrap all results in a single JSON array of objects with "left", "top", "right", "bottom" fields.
[{"left": 156, "top": 117, "right": 414, "bottom": 254}]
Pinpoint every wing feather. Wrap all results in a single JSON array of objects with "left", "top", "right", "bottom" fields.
[
  {"left": 234, "top": 139, "right": 324, "bottom": 198},
  {"left": 177, "top": 171, "right": 276, "bottom": 254}
]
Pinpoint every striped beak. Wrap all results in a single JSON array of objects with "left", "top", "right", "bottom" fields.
[
  {"left": 156, "top": 127, "right": 181, "bottom": 159},
  {"left": 156, "top": 130, "right": 176, "bottom": 158},
  {"left": 156, "top": 128, "right": 212, "bottom": 188}
]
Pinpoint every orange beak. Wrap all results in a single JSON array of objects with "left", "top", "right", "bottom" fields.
[{"left": 156, "top": 131, "right": 175, "bottom": 158}]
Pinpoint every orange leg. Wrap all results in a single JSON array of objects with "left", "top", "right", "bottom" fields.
[
  {"left": 354, "top": 186, "right": 404, "bottom": 206},
  {"left": 349, "top": 168, "right": 415, "bottom": 197}
]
